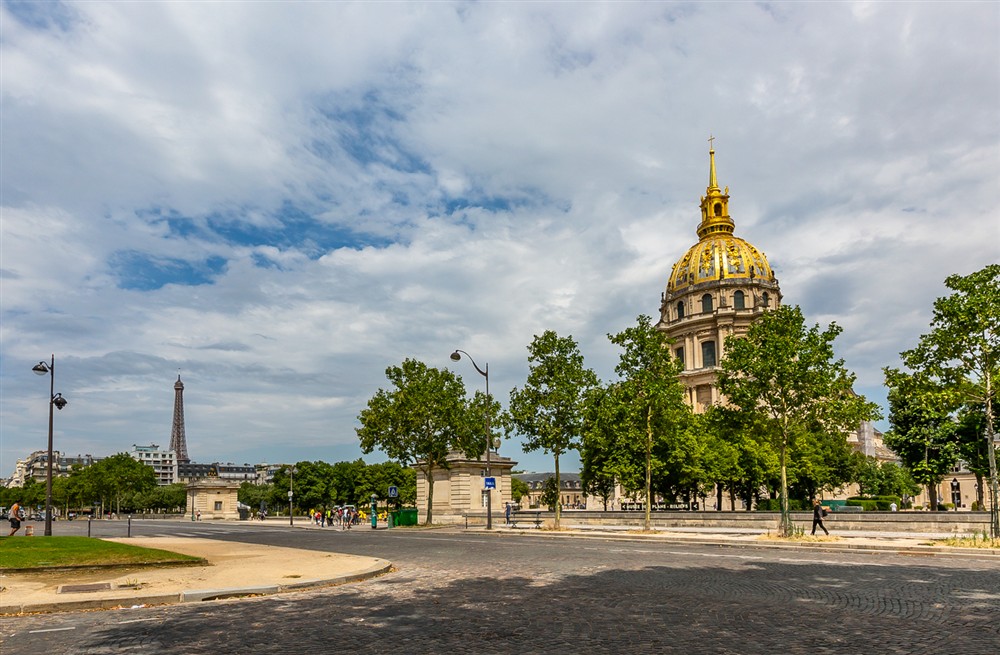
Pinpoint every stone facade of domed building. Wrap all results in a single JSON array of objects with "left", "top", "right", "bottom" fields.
[{"left": 656, "top": 146, "right": 782, "bottom": 413}]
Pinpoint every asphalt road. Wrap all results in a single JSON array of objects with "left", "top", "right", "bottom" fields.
[{"left": 2, "top": 521, "right": 998, "bottom": 654}]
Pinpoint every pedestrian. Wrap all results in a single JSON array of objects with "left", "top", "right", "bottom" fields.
[
  {"left": 7, "top": 500, "right": 22, "bottom": 536},
  {"left": 505, "top": 502, "right": 512, "bottom": 525},
  {"left": 196, "top": 510, "right": 201, "bottom": 521},
  {"left": 811, "top": 500, "right": 829, "bottom": 536},
  {"left": 890, "top": 502, "right": 898, "bottom": 512}
]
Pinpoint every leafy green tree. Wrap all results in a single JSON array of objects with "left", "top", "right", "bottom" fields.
[
  {"left": 328, "top": 460, "right": 365, "bottom": 506},
  {"left": 357, "top": 359, "right": 478, "bottom": 524},
  {"left": 606, "top": 316, "right": 690, "bottom": 529},
  {"left": 702, "top": 407, "right": 778, "bottom": 511},
  {"left": 883, "top": 370, "right": 959, "bottom": 510},
  {"left": 89, "top": 453, "right": 157, "bottom": 516},
  {"left": 580, "top": 389, "right": 619, "bottom": 511},
  {"left": 356, "top": 461, "right": 416, "bottom": 507},
  {"left": 510, "top": 477, "right": 530, "bottom": 505},
  {"left": 238, "top": 481, "right": 273, "bottom": 513},
  {"left": 888, "top": 265, "right": 999, "bottom": 532},
  {"left": 508, "top": 331, "right": 598, "bottom": 529},
  {"left": 955, "top": 406, "right": 989, "bottom": 508},
  {"left": 718, "top": 305, "right": 881, "bottom": 536}
]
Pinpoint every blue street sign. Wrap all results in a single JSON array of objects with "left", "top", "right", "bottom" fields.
[
  {"left": 484, "top": 477, "right": 496, "bottom": 489},
  {"left": 388, "top": 485, "right": 398, "bottom": 498}
]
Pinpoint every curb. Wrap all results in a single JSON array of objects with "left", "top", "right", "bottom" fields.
[{"left": 1, "top": 560, "right": 393, "bottom": 616}]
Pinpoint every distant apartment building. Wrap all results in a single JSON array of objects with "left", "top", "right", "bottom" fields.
[
  {"left": 4, "top": 451, "right": 103, "bottom": 488},
  {"left": 129, "top": 444, "right": 178, "bottom": 486},
  {"left": 177, "top": 461, "right": 256, "bottom": 484}
]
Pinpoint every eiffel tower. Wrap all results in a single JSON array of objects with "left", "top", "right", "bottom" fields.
[{"left": 169, "top": 375, "right": 191, "bottom": 463}]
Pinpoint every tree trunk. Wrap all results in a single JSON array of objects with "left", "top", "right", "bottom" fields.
[
  {"left": 644, "top": 406, "right": 652, "bottom": 532},
  {"left": 779, "top": 443, "right": 791, "bottom": 536},
  {"left": 928, "top": 483, "right": 938, "bottom": 512},
  {"left": 554, "top": 454, "right": 561, "bottom": 530},
  {"left": 423, "top": 465, "right": 435, "bottom": 525},
  {"left": 717, "top": 484, "right": 723, "bottom": 512}
]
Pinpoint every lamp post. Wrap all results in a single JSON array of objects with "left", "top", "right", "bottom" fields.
[
  {"left": 288, "top": 466, "right": 297, "bottom": 526},
  {"left": 450, "top": 349, "right": 496, "bottom": 530},
  {"left": 32, "top": 355, "right": 68, "bottom": 537}
]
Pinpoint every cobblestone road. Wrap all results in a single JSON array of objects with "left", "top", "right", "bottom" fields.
[{"left": 2, "top": 525, "right": 998, "bottom": 654}]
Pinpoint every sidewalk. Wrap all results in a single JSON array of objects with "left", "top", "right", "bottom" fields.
[
  {"left": 0, "top": 537, "right": 391, "bottom": 616},
  {"left": 484, "top": 522, "right": 1000, "bottom": 560}
]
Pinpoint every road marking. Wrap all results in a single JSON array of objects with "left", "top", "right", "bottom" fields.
[
  {"left": 118, "top": 618, "right": 158, "bottom": 624},
  {"left": 29, "top": 627, "right": 76, "bottom": 634}
]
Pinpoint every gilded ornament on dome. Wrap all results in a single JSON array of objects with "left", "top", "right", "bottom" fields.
[{"left": 699, "top": 248, "right": 715, "bottom": 278}]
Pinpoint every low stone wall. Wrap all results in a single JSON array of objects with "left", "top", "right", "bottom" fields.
[{"left": 456, "top": 510, "right": 993, "bottom": 534}]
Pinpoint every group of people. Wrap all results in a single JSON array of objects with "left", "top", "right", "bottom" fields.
[{"left": 311, "top": 506, "right": 358, "bottom": 529}]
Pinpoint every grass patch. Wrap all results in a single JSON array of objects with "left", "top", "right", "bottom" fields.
[
  {"left": 936, "top": 534, "right": 1000, "bottom": 549},
  {"left": 0, "top": 536, "right": 203, "bottom": 570}
]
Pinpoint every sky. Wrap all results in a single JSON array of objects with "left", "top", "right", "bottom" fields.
[{"left": 2, "top": 1, "right": 998, "bottom": 477}]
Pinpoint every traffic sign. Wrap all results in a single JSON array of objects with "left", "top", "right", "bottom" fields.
[
  {"left": 388, "top": 485, "right": 398, "bottom": 498},
  {"left": 484, "top": 477, "right": 496, "bottom": 489}
]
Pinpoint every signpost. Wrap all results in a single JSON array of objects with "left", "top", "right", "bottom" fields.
[{"left": 484, "top": 477, "right": 496, "bottom": 489}]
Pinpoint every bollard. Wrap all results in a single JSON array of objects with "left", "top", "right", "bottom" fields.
[
  {"left": 88, "top": 515, "right": 92, "bottom": 538},
  {"left": 25, "top": 525, "right": 34, "bottom": 537},
  {"left": 128, "top": 515, "right": 132, "bottom": 538}
]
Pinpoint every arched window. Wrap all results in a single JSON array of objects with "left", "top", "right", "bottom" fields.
[
  {"left": 701, "top": 341, "right": 717, "bottom": 368},
  {"left": 714, "top": 202, "right": 723, "bottom": 216},
  {"left": 733, "top": 290, "right": 745, "bottom": 310},
  {"left": 762, "top": 292, "right": 770, "bottom": 308},
  {"left": 676, "top": 301, "right": 685, "bottom": 319},
  {"left": 701, "top": 294, "right": 713, "bottom": 313}
]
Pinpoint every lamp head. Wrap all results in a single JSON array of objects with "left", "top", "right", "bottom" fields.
[
  {"left": 52, "top": 393, "right": 68, "bottom": 410},
  {"left": 450, "top": 351, "right": 462, "bottom": 362},
  {"left": 32, "top": 362, "right": 50, "bottom": 376}
]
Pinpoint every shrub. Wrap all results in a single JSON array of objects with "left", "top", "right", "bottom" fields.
[{"left": 845, "top": 499, "right": 877, "bottom": 511}]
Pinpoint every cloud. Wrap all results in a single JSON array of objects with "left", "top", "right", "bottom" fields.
[{"left": 2, "top": 2, "right": 997, "bottom": 475}]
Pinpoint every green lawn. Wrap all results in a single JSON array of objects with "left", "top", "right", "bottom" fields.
[{"left": 0, "top": 536, "right": 204, "bottom": 570}]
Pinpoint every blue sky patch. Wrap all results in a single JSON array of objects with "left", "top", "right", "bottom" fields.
[
  {"left": 4, "top": 0, "right": 76, "bottom": 31},
  {"left": 110, "top": 251, "right": 227, "bottom": 291}
]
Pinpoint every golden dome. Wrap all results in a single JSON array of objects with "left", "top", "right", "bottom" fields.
[
  {"left": 666, "top": 146, "right": 774, "bottom": 293},
  {"left": 667, "top": 235, "right": 774, "bottom": 292}
]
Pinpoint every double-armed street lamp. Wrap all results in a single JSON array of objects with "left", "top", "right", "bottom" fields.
[
  {"left": 32, "top": 355, "right": 68, "bottom": 537},
  {"left": 450, "top": 349, "right": 499, "bottom": 530}
]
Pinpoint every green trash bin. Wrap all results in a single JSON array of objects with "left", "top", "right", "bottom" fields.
[
  {"left": 398, "top": 508, "right": 418, "bottom": 526},
  {"left": 388, "top": 511, "right": 397, "bottom": 528}
]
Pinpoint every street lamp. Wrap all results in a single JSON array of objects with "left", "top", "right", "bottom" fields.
[
  {"left": 288, "top": 466, "right": 297, "bottom": 526},
  {"left": 450, "top": 349, "right": 498, "bottom": 530},
  {"left": 32, "top": 356, "right": 68, "bottom": 537}
]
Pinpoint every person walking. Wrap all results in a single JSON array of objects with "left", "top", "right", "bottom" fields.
[
  {"left": 811, "top": 500, "right": 829, "bottom": 536},
  {"left": 8, "top": 500, "right": 23, "bottom": 536},
  {"left": 504, "top": 502, "right": 512, "bottom": 525}
]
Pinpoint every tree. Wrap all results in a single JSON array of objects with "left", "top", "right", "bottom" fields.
[
  {"left": 357, "top": 359, "right": 478, "bottom": 525},
  {"left": 508, "top": 331, "right": 598, "bottom": 529},
  {"left": 580, "top": 389, "right": 619, "bottom": 511},
  {"left": 88, "top": 453, "right": 157, "bottom": 516},
  {"left": 890, "top": 265, "right": 999, "bottom": 535},
  {"left": 604, "top": 315, "right": 691, "bottom": 529},
  {"left": 883, "top": 370, "right": 959, "bottom": 510},
  {"left": 718, "top": 305, "right": 881, "bottom": 536},
  {"left": 510, "top": 477, "right": 530, "bottom": 505}
]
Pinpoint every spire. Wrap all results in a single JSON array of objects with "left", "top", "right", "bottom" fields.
[
  {"left": 696, "top": 140, "right": 735, "bottom": 240},
  {"left": 708, "top": 135, "right": 719, "bottom": 191},
  {"left": 169, "top": 375, "right": 190, "bottom": 463}
]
